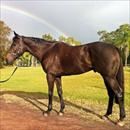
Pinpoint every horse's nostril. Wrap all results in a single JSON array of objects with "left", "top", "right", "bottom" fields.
[
  {"left": 5, "top": 54, "right": 13, "bottom": 65},
  {"left": 5, "top": 57, "right": 9, "bottom": 65}
]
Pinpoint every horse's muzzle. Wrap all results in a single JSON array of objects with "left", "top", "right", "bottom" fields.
[{"left": 5, "top": 54, "right": 14, "bottom": 65}]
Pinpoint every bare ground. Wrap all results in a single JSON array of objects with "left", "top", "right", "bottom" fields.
[{"left": 0, "top": 95, "right": 129, "bottom": 130}]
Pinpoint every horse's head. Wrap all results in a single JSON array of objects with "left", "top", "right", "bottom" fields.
[{"left": 6, "top": 32, "right": 26, "bottom": 64}]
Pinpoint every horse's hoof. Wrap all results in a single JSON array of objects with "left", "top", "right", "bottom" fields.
[
  {"left": 102, "top": 115, "right": 108, "bottom": 120},
  {"left": 43, "top": 112, "right": 48, "bottom": 117},
  {"left": 117, "top": 120, "right": 125, "bottom": 127},
  {"left": 58, "top": 112, "right": 64, "bottom": 116}
]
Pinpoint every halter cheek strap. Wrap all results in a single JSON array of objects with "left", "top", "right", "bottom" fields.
[
  {"left": 11, "top": 52, "right": 18, "bottom": 56},
  {"left": 10, "top": 47, "right": 22, "bottom": 57}
]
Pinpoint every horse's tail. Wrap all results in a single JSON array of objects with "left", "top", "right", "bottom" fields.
[{"left": 115, "top": 55, "right": 124, "bottom": 104}]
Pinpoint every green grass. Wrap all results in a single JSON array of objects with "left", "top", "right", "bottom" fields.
[{"left": 0, "top": 67, "right": 130, "bottom": 106}]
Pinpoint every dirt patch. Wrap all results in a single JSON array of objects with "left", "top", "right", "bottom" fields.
[{"left": 0, "top": 98, "right": 129, "bottom": 130}]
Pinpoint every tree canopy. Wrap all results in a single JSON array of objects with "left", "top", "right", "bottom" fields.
[
  {"left": 42, "top": 34, "right": 81, "bottom": 46},
  {"left": 98, "top": 24, "right": 130, "bottom": 66},
  {"left": 0, "top": 21, "right": 11, "bottom": 68},
  {"left": 58, "top": 35, "right": 81, "bottom": 46}
]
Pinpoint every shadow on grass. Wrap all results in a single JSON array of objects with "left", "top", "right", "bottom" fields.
[
  {"left": 0, "top": 90, "right": 116, "bottom": 124},
  {"left": 92, "top": 86, "right": 130, "bottom": 95}
]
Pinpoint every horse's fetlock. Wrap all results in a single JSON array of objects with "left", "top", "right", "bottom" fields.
[
  {"left": 61, "top": 103, "right": 65, "bottom": 109},
  {"left": 48, "top": 105, "right": 52, "bottom": 111}
]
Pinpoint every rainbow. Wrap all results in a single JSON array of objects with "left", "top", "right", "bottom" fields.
[{"left": 1, "top": 5, "right": 67, "bottom": 37}]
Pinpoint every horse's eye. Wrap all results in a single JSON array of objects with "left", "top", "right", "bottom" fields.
[{"left": 13, "top": 44, "right": 16, "bottom": 46}]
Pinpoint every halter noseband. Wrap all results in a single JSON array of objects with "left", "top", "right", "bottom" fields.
[{"left": 10, "top": 47, "right": 22, "bottom": 58}]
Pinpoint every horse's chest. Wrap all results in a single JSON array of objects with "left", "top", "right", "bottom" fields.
[{"left": 42, "top": 55, "right": 62, "bottom": 74}]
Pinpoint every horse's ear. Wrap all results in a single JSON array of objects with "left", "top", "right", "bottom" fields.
[{"left": 14, "top": 31, "right": 20, "bottom": 37}]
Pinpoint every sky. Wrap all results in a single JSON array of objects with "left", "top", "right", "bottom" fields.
[{"left": 0, "top": 0, "right": 129, "bottom": 43}]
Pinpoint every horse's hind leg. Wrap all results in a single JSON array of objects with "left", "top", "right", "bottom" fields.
[
  {"left": 104, "top": 77, "right": 125, "bottom": 125},
  {"left": 102, "top": 78, "right": 114, "bottom": 120},
  {"left": 55, "top": 77, "right": 65, "bottom": 116}
]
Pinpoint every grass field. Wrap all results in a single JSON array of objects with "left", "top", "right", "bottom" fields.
[
  {"left": 0, "top": 67, "right": 130, "bottom": 128},
  {"left": 1, "top": 67, "right": 130, "bottom": 105}
]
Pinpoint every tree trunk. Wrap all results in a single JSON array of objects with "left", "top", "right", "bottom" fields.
[
  {"left": 124, "top": 46, "right": 129, "bottom": 66},
  {"left": 28, "top": 55, "right": 32, "bottom": 67},
  {"left": 31, "top": 56, "right": 37, "bottom": 67}
]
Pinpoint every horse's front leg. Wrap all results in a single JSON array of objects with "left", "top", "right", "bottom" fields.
[
  {"left": 55, "top": 77, "right": 65, "bottom": 116},
  {"left": 44, "top": 73, "right": 55, "bottom": 116}
]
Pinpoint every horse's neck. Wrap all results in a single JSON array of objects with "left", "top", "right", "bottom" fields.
[{"left": 23, "top": 37, "right": 51, "bottom": 62}]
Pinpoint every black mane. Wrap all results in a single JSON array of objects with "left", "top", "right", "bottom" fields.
[{"left": 27, "top": 37, "right": 57, "bottom": 44}]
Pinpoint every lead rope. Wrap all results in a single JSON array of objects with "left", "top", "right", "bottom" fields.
[{"left": 0, "top": 67, "right": 18, "bottom": 83}]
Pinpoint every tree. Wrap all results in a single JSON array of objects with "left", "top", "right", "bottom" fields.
[
  {"left": 0, "top": 21, "right": 11, "bottom": 68},
  {"left": 16, "top": 52, "right": 32, "bottom": 67},
  {"left": 98, "top": 30, "right": 112, "bottom": 43},
  {"left": 42, "top": 33, "right": 55, "bottom": 41},
  {"left": 115, "top": 24, "right": 130, "bottom": 66},
  {"left": 42, "top": 33, "right": 81, "bottom": 46},
  {"left": 98, "top": 24, "right": 130, "bottom": 66},
  {"left": 59, "top": 35, "right": 66, "bottom": 42},
  {"left": 58, "top": 35, "right": 81, "bottom": 46}
]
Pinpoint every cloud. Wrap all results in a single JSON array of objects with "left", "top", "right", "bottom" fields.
[{"left": 1, "top": 1, "right": 129, "bottom": 42}]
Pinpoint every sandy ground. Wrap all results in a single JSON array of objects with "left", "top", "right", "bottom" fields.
[{"left": 0, "top": 97, "right": 129, "bottom": 130}]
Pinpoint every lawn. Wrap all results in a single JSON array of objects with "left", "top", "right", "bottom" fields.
[
  {"left": 0, "top": 67, "right": 130, "bottom": 128},
  {"left": 0, "top": 67, "right": 130, "bottom": 106}
]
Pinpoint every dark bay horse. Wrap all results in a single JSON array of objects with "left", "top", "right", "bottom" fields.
[{"left": 6, "top": 32, "right": 125, "bottom": 126}]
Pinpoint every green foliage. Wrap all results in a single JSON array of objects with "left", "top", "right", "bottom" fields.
[
  {"left": 42, "top": 33, "right": 55, "bottom": 41},
  {"left": 98, "top": 24, "right": 130, "bottom": 66},
  {"left": 0, "top": 21, "right": 11, "bottom": 68},
  {"left": 59, "top": 35, "right": 81, "bottom": 46},
  {"left": 16, "top": 52, "right": 32, "bottom": 67},
  {"left": 59, "top": 35, "right": 66, "bottom": 42},
  {"left": 42, "top": 33, "right": 81, "bottom": 46}
]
